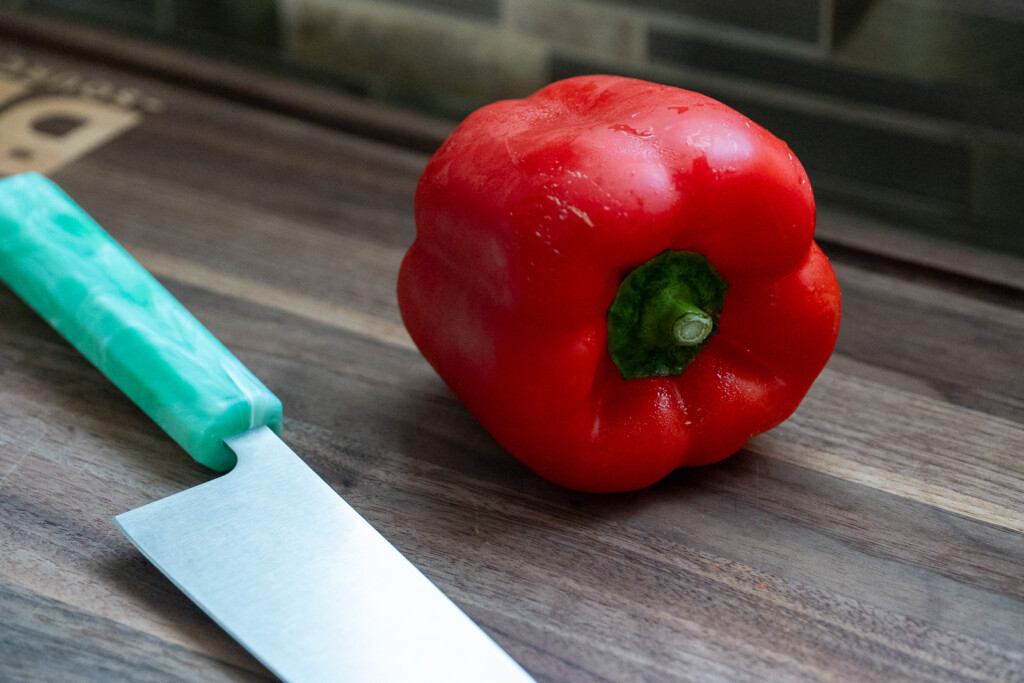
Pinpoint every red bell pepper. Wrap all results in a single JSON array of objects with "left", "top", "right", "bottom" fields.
[{"left": 398, "top": 75, "right": 841, "bottom": 492}]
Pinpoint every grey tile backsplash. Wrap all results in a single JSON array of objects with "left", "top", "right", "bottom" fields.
[{"left": 3, "top": 0, "right": 1021, "bottom": 254}]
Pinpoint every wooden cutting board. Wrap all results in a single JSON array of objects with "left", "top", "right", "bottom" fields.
[{"left": 1, "top": 12, "right": 1022, "bottom": 682}]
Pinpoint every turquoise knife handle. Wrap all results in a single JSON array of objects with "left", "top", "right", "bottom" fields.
[{"left": 0, "top": 173, "right": 282, "bottom": 471}]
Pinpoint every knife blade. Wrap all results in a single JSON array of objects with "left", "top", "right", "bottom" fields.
[{"left": 0, "top": 172, "right": 534, "bottom": 682}]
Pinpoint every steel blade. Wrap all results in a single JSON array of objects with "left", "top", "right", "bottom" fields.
[{"left": 116, "top": 426, "right": 533, "bottom": 682}]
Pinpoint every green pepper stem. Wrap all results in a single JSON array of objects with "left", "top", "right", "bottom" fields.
[
  {"left": 638, "top": 288, "right": 709, "bottom": 348},
  {"left": 607, "top": 250, "right": 728, "bottom": 379}
]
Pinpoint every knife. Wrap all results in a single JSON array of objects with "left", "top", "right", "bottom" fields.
[{"left": 0, "top": 172, "right": 534, "bottom": 682}]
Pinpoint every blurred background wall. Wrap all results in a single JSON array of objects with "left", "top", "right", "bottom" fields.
[{"left": 2, "top": 0, "right": 1021, "bottom": 255}]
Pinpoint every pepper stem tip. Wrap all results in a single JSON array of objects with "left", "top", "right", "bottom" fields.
[{"left": 672, "top": 311, "right": 713, "bottom": 346}]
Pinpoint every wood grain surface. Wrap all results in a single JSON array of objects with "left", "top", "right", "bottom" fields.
[{"left": 1, "top": 19, "right": 1023, "bottom": 683}]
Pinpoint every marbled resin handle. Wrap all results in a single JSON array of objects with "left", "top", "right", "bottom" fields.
[{"left": 0, "top": 173, "right": 282, "bottom": 471}]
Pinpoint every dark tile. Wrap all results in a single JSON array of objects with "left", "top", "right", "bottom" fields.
[
  {"left": 389, "top": 0, "right": 500, "bottom": 21},
  {"left": 172, "top": 0, "right": 281, "bottom": 50},
  {"left": 831, "top": 0, "right": 1024, "bottom": 93},
  {"left": 830, "top": 0, "right": 873, "bottom": 45},
  {"left": 621, "top": 0, "right": 822, "bottom": 43},
  {"left": 24, "top": 0, "right": 161, "bottom": 30},
  {"left": 972, "top": 144, "right": 1024, "bottom": 232},
  {"left": 649, "top": 29, "right": 1024, "bottom": 136}
]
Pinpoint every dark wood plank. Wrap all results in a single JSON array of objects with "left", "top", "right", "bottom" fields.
[
  {"left": 1, "top": 23, "right": 1023, "bottom": 683},
  {"left": 0, "top": 581, "right": 270, "bottom": 681}
]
